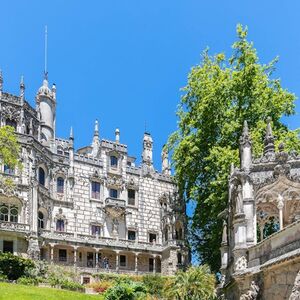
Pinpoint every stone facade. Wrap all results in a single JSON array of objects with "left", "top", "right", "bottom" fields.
[
  {"left": 220, "top": 119, "right": 300, "bottom": 299},
  {"left": 0, "top": 72, "right": 189, "bottom": 276}
]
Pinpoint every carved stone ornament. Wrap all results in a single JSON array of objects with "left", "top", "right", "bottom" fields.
[
  {"left": 0, "top": 177, "right": 21, "bottom": 198},
  {"left": 240, "top": 281, "right": 259, "bottom": 300},
  {"left": 1, "top": 102, "right": 21, "bottom": 121},
  {"left": 289, "top": 270, "right": 300, "bottom": 300},
  {"left": 125, "top": 177, "right": 139, "bottom": 190},
  {"left": 235, "top": 256, "right": 247, "bottom": 271},
  {"left": 106, "top": 175, "right": 124, "bottom": 189}
]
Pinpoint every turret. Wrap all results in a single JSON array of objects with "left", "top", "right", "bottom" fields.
[
  {"left": 239, "top": 120, "right": 252, "bottom": 171},
  {"left": 142, "top": 132, "right": 153, "bottom": 166},
  {"left": 264, "top": 117, "right": 275, "bottom": 155},
  {"left": 36, "top": 74, "right": 56, "bottom": 143}
]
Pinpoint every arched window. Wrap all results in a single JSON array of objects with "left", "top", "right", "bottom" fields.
[
  {"left": 110, "top": 156, "right": 118, "bottom": 167},
  {"left": 6, "top": 119, "right": 17, "bottom": 130},
  {"left": 38, "top": 167, "right": 45, "bottom": 186},
  {"left": 57, "top": 177, "right": 64, "bottom": 194},
  {"left": 0, "top": 205, "right": 9, "bottom": 221},
  {"left": 56, "top": 219, "right": 65, "bottom": 232},
  {"left": 10, "top": 206, "right": 18, "bottom": 222},
  {"left": 177, "top": 253, "right": 182, "bottom": 265},
  {"left": 38, "top": 211, "right": 45, "bottom": 229}
]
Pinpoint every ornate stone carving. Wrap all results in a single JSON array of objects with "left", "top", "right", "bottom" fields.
[
  {"left": 125, "top": 177, "right": 139, "bottom": 190},
  {"left": 106, "top": 175, "right": 124, "bottom": 189},
  {"left": 235, "top": 256, "right": 247, "bottom": 271},
  {"left": 1, "top": 102, "right": 21, "bottom": 121},
  {"left": 240, "top": 281, "right": 259, "bottom": 300}
]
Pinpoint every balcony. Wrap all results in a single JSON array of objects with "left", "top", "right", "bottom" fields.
[{"left": 0, "top": 221, "right": 30, "bottom": 233}]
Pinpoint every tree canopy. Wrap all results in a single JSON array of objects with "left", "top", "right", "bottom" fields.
[{"left": 168, "top": 24, "right": 300, "bottom": 272}]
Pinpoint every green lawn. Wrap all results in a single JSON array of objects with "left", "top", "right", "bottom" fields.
[{"left": 0, "top": 282, "right": 103, "bottom": 300}]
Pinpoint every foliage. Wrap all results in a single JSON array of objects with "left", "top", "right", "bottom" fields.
[
  {"left": 164, "top": 266, "right": 216, "bottom": 300},
  {"left": 104, "top": 281, "right": 147, "bottom": 300},
  {"left": 0, "top": 282, "right": 102, "bottom": 300},
  {"left": 60, "top": 279, "right": 84, "bottom": 292},
  {"left": 0, "top": 125, "right": 20, "bottom": 169},
  {"left": 168, "top": 24, "right": 300, "bottom": 272},
  {"left": 25, "top": 260, "right": 48, "bottom": 278},
  {"left": 0, "top": 252, "right": 35, "bottom": 280},
  {"left": 142, "top": 275, "right": 167, "bottom": 297},
  {"left": 0, "top": 274, "right": 8, "bottom": 282},
  {"left": 17, "top": 276, "right": 39, "bottom": 286},
  {"left": 88, "top": 280, "right": 114, "bottom": 294}
]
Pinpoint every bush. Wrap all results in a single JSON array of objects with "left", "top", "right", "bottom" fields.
[
  {"left": 142, "top": 275, "right": 167, "bottom": 297},
  {"left": 60, "top": 279, "right": 84, "bottom": 292},
  {"left": 0, "top": 274, "right": 8, "bottom": 282},
  {"left": 17, "top": 276, "right": 39, "bottom": 286},
  {"left": 104, "top": 281, "right": 147, "bottom": 300},
  {"left": 0, "top": 252, "right": 35, "bottom": 280},
  {"left": 88, "top": 281, "right": 113, "bottom": 294}
]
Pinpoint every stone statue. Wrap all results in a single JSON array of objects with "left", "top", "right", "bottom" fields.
[
  {"left": 236, "top": 185, "right": 244, "bottom": 214},
  {"left": 240, "top": 281, "right": 259, "bottom": 300}
]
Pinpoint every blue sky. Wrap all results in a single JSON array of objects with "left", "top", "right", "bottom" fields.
[{"left": 1, "top": 1, "right": 300, "bottom": 218}]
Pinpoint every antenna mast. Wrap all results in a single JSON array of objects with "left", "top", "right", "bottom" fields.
[{"left": 44, "top": 25, "right": 48, "bottom": 80}]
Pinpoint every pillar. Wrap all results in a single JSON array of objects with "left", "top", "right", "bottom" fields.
[
  {"left": 49, "top": 244, "right": 54, "bottom": 264},
  {"left": 115, "top": 251, "right": 120, "bottom": 273},
  {"left": 73, "top": 246, "right": 78, "bottom": 268},
  {"left": 278, "top": 195, "right": 284, "bottom": 230},
  {"left": 135, "top": 253, "right": 139, "bottom": 274},
  {"left": 153, "top": 255, "right": 156, "bottom": 274}
]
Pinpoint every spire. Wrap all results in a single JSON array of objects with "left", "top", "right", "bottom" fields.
[
  {"left": 94, "top": 119, "right": 99, "bottom": 137},
  {"left": 264, "top": 117, "right": 275, "bottom": 155},
  {"left": 20, "top": 75, "right": 25, "bottom": 101},
  {"left": 239, "top": 120, "right": 251, "bottom": 146},
  {"left": 69, "top": 126, "right": 74, "bottom": 140},
  {"left": 115, "top": 128, "right": 120, "bottom": 143},
  {"left": 44, "top": 25, "right": 48, "bottom": 81}
]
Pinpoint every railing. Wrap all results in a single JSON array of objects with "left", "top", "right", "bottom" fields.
[
  {"left": 105, "top": 197, "right": 126, "bottom": 208},
  {"left": 0, "top": 221, "right": 30, "bottom": 233}
]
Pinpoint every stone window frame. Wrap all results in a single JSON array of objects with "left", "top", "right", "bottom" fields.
[
  {"left": 90, "top": 223, "right": 103, "bottom": 236},
  {"left": 107, "top": 150, "right": 122, "bottom": 173},
  {"left": 148, "top": 231, "right": 158, "bottom": 244},
  {"left": 0, "top": 203, "right": 20, "bottom": 223},
  {"left": 127, "top": 228, "right": 137, "bottom": 241},
  {"left": 54, "top": 208, "right": 68, "bottom": 232},
  {"left": 55, "top": 175, "right": 65, "bottom": 195},
  {"left": 126, "top": 177, "right": 139, "bottom": 208}
]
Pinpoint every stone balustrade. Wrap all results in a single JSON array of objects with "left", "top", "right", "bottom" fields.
[{"left": 0, "top": 221, "right": 30, "bottom": 233}]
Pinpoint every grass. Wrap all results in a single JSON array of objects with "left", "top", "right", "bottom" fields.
[{"left": 0, "top": 282, "right": 103, "bottom": 300}]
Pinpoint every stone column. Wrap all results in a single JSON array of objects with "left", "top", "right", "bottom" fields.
[
  {"left": 49, "top": 243, "right": 54, "bottom": 264},
  {"left": 95, "top": 248, "right": 101, "bottom": 269},
  {"left": 153, "top": 255, "right": 156, "bottom": 274},
  {"left": 135, "top": 252, "right": 139, "bottom": 274},
  {"left": 278, "top": 195, "right": 284, "bottom": 230},
  {"left": 115, "top": 251, "right": 120, "bottom": 273},
  {"left": 73, "top": 246, "right": 78, "bottom": 268}
]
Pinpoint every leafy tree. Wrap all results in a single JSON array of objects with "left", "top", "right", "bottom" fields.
[
  {"left": 0, "top": 125, "right": 20, "bottom": 169},
  {"left": 168, "top": 24, "right": 300, "bottom": 272},
  {"left": 164, "top": 266, "right": 216, "bottom": 300}
]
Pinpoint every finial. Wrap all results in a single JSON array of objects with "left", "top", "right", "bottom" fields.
[
  {"left": 264, "top": 117, "right": 275, "bottom": 155},
  {"left": 70, "top": 126, "right": 74, "bottom": 140},
  {"left": 115, "top": 128, "right": 120, "bottom": 143},
  {"left": 44, "top": 25, "right": 48, "bottom": 81},
  {"left": 240, "top": 120, "right": 251, "bottom": 146},
  {"left": 0, "top": 69, "right": 3, "bottom": 93},
  {"left": 94, "top": 119, "right": 99, "bottom": 137},
  {"left": 20, "top": 75, "right": 25, "bottom": 101}
]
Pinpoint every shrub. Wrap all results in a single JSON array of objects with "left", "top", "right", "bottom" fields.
[
  {"left": 142, "top": 275, "right": 167, "bottom": 297},
  {"left": 0, "top": 252, "right": 35, "bottom": 280},
  {"left": 17, "top": 276, "right": 39, "bottom": 286},
  {"left": 0, "top": 274, "right": 8, "bottom": 282},
  {"left": 60, "top": 279, "right": 84, "bottom": 292},
  {"left": 104, "top": 281, "right": 147, "bottom": 300},
  {"left": 88, "top": 280, "right": 113, "bottom": 294}
]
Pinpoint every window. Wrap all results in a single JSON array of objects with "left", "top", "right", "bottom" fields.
[
  {"left": 3, "top": 241, "right": 13, "bottom": 253},
  {"left": 38, "top": 211, "right": 45, "bottom": 229},
  {"left": 177, "top": 253, "right": 182, "bottom": 265},
  {"left": 0, "top": 205, "right": 18, "bottom": 222},
  {"left": 110, "top": 189, "right": 118, "bottom": 198},
  {"left": 110, "top": 156, "right": 118, "bottom": 168},
  {"left": 0, "top": 205, "right": 9, "bottom": 221},
  {"left": 57, "top": 177, "right": 64, "bottom": 194},
  {"left": 58, "top": 249, "right": 67, "bottom": 262},
  {"left": 128, "top": 189, "right": 135, "bottom": 206},
  {"left": 120, "top": 255, "right": 126, "bottom": 267},
  {"left": 91, "top": 181, "right": 100, "bottom": 199},
  {"left": 6, "top": 119, "right": 17, "bottom": 130},
  {"left": 176, "top": 228, "right": 183, "bottom": 240},
  {"left": 128, "top": 230, "right": 136, "bottom": 241},
  {"left": 4, "top": 165, "right": 14, "bottom": 175},
  {"left": 91, "top": 225, "right": 101, "bottom": 235},
  {"left": 149, "top": 258, "right": 154, "bottom": 272},
  {"left": 149, "top": 233, "right": 157, "bottom": 243},
  {"left": 56, "top": 219, "right": 65, "bottom": 232},
  {"left": 38, "top": 167, "right": 45, "bottom": 186},
  {"left": 127, "top": 161, "right": 132, "bottom": 167},
  {"left": 10, "top": 206, "right": 18, "bottom": 222}
]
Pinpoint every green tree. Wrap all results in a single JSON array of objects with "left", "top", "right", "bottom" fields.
[
  {"left": 0, "top": 125, "right": 20, "bottom": 169},
  {"left": 164, "top": 266, "right": 216, "bottom": 300},
  {"left": 168, "top": 24, "right": 300, "bottom": 272}
]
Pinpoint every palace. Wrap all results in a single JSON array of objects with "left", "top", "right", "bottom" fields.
[
  {"left": 0, "top": 71, "right": 188, "bottom": 279},
  {"left": 220, "top": 119, "right": 300, "bottom": 299}
]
